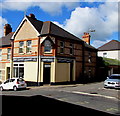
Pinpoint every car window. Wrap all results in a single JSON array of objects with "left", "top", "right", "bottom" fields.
[
  {"left": 10, "top": 79, "right": 15, "bottom": 82},
  {"left": 17, "top": 78, "right": 24, "bottom": 82},
  {"left": 4, "top": 80, "right": 9, "bottom": 84},
  {"left": 109, "top": 76, "right": 120, "bottom": 79}
]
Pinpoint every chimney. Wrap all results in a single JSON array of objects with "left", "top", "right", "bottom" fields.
[
  {"left": 82, "top": 32, "right": 91, "bottom": 45},
  {"left": 29, "top": 13, "right": 36, "bottom": 20},
  {"left": 4, "top": 24, "right": 12, "bottom": 36}
]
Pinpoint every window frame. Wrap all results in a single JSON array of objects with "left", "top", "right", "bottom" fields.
[
  {"left": 70, "top": 43, "right": 74, "bottom": 55},
  {"left": 19, "top": 41, "right": 24, "bottom": 54},
  {"left": 44, "top": 40, "right": 52, "bottom": 53},
  {"left": 26, "top": 40, "right": 32, "bottom": 53},
  {"left": 60, "top": 41, "right": 64, "bottom": 54},
  {"left": 7, "top": 48, "right": 11, "bottom": 60}
]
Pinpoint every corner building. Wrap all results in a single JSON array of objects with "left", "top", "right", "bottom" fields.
[{"left": 1, "top": 14, "right": 97, "bottom": 86}]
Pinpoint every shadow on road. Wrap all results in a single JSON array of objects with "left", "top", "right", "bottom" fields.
[{"left": 1, "top": 95, "right": 117, "bottom": 116}]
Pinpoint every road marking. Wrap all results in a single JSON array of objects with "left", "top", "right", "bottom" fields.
[{"left": 63, "top": 90, "right": 118, "bottom": 100}]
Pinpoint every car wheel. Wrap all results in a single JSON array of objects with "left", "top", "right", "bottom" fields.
[
  {"left": 13, "top": 86, "right": 17, "bottom": 91},
  {"left": 0, "top": 86, "right": 3, "bottom": 91}
]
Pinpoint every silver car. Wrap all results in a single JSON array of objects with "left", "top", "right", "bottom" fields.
[{"left": 104, "top": 74, "right": 120, "bottom": 89}]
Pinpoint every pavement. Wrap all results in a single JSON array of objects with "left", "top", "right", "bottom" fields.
[{"left": 1, "top": 81, "right": 120, "bottom": 115}]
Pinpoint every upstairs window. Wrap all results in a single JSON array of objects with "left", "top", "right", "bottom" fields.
[
  {"left": 44, "top": 40, "right": 52, "bottom": 53},
  {"left": 60, "top": 41, "right": 64, "bottom": 54},
  {"left": 103, "top": 53, "right": 107, "bottom": 57},
  {"left": 7, "top": 48, "right": 11, "bottom": 60},
  {"left": 70, "top": 43, "right": 74, "bottom": 55},
  {"left": 26, "top": 40, "right": 32, "bottom": 53},
  {"left": 19, "top": 41, "right": 24, "bottom": 53},
  {"left": 0, "top": 49, "right": 2, "bottom": 60}
]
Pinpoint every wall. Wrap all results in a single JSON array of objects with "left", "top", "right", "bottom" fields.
[{"left": 98, "top": 50, "right": 120, "bottom": 61}]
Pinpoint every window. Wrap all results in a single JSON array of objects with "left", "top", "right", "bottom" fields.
[
  {"left": 70, "top": 43, "right": 74, "bottom": 55},
  {"left": 88, "top": 52, "right": 92, "bottom": 63},
  {"left": 0, "top": 49, "right": 2, "bottom": 60},
  {"left": 7, "top": 48, "right": 11, "bottom": 60},
  {"left": 26, "top": 40, "right": 32, "bottom": 53},
  {"left": 19, "top": 41, "right": 24, "bottom": 53},
  {"left": 103, "top": 53, "right": 107, "bottom": 57},
  {"left": 13, "top": 64, "right": 24, "bottom": 78},
  {"left": 0, "top": 70, "right": 2, "bottom": 79},
  {"left": 60, "top": 41, "right": 64, "bottom": 54},
  {"left": 44, "top": 40, "right": 52, "bottom": 53}
]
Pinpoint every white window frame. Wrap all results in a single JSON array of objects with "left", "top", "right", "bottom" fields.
[
  {"left": 19, "top": 41, "right": 24, "bottom": 53},
  {"left": 70, "top": 43, "right": 74, "bottom": 55},
  {"left": 44, "top": 40, "right": 52, "bottom": 53},
  {"left": 26, "top": 40, "right": 32, "bottom": 53},
  {"left": 7, "top": 48, "right": 11, "bottom": 60}
]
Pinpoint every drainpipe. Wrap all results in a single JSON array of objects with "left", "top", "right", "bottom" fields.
[
  {"left": 10, "top": 39, "right": 14, "bottom": 79},
  {"left": 37, "top": 35, "right": 41, "bottom": 86}
]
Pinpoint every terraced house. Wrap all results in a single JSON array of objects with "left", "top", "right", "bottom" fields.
[{"left": 0, "top": 14, "right": 97, "bottom": 86}]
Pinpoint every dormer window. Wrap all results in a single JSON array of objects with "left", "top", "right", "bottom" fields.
[{"left": 44, "top": 40, "right": 52, "bottom": 53}]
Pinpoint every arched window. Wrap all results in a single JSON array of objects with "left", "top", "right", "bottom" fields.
[{"left": 44, "top": 40, "right": 52, "bottom": 53}]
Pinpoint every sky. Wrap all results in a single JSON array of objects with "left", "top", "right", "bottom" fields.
[{"left": 0, "top": 0, "right": 119, "bottom": 48}]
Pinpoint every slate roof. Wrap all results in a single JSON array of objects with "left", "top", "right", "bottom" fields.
[
  {"left": 98, "top": 40, "right": 120, "bottom": 51},
  {"left": 26, "top": 16, "right": 96, "bottom": 50},
  {"left": 0, "top": 32, "right": 13, "bottom": 47}
]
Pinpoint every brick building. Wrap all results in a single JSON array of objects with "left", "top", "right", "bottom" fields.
[{"left": 0, "top": 14, "right": 97, "bottom": 85}]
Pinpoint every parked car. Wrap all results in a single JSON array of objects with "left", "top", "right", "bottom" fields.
[
  {"left": 0, "top": 78, "right": 27, "bottom": 91},
  {"left": 104, "top": 74, "right": 120, "bottom": 89}
]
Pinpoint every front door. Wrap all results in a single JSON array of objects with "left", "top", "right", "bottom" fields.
[
  {"left": 43, "top": 63, "right": 51, "bottom": 84},
  {"left": 7, "top": 67, "right": 10, "bottom": 79}
]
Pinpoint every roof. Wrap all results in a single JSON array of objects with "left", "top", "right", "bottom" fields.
[
  {"left": 0, "top": 32, "right": 13, "bottom": 47},
  {"left": 26, "top": 17, "right": 96, "bottom": 50},
  {"left": 98, "top": 40, "right": 120, "bottom": 51}
]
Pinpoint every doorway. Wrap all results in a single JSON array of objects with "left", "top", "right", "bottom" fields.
[
  {"left": 7, "top": 67, "right": 10, "bottom": 79},
  {"left": 43, "top": 63, "right": 51, "bottom": 84}
]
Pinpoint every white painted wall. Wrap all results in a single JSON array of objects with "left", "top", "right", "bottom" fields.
[{"left": 98, "top": 50, "right": 120, "bottom": 60}]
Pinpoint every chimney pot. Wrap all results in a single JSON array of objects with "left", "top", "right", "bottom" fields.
[{"left": 29, "top": 14, "right": 36, "bottom": 19}]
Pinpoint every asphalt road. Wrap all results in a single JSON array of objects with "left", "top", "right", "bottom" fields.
[{"left": 0, "top": 82, "right": 120, "bottom": 116}]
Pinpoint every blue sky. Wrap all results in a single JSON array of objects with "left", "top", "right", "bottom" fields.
[{"left": 0, "top": 1, "right": 119, "bottom": 48}]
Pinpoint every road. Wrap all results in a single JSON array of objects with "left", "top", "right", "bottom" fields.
[{"left": 0, "top": 82, "right": 120, "bottom": 116}]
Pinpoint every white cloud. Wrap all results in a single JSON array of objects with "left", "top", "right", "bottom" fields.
[
  {"left": 0, "top": 17, "right": 8, "bottom": 37},
  {"left": 53, "top": 2, "right": 118, "bottom": 48}
]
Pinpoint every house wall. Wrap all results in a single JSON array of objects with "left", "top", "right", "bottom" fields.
[
  {"left": 98, "top": 50, "right": 120, "bottom": 61},
  {"left": 0, "top": 47, "right": 11, "bottom": 82}
]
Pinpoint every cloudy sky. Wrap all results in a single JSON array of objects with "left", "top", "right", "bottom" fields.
[{"left": 0, "top": 0, "right": 119, "bottom": 48}]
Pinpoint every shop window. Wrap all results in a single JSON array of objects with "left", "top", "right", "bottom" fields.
[
  {"left": 7, "top": 48, "right": 11, "bottom": 60},
  {"left": 13, "top": 64, "right": 24, "bottom": 78},
  {"left": 60, "top": 41, "right": 64, "bottom": 54},
  {"left": 70, "top": 43, "right": 74, "bottom": 55},
  {"left": 0, "top": 70, "right": 2, "bottom": 79},
  {"left": 44, "top": 40, "right": 52, "bottom": 53},
  {"left": 26, "top": 40, "right": 32, "bottom": 53},
  {"left": 0, "top": 49, "right": 2, "bottom": 60},
  {"left": 19, "top": 41, "right": 24, "bottom": 53}
]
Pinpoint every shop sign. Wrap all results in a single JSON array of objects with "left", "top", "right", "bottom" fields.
[
  {"left": 13, "top": 58, "right": 37, "bottom": 62},
  {"left": 57, "top": 59, "right": 73, "bottom": 63},
  {"left": 42, "top": 58, "right": 54, "bottom": 62}
]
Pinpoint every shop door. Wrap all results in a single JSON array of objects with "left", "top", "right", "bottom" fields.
[
  {"left": 43, "top": 63, "right": 51, "bottom": 84},
  {"left": 7, "top": 67, "right": 10, "bottom": 79},
  {"left": 70, "top": 62, "right": 73, "bottom": 82}
]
